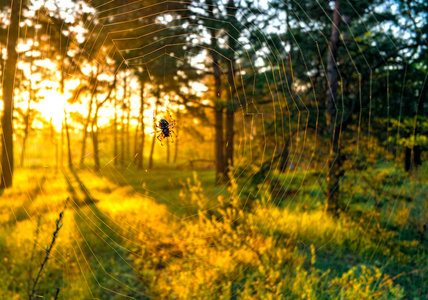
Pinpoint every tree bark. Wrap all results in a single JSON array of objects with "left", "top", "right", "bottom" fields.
[
  {"left": 113, "top": 94, "right": 118, "bottom": 166},
  {"left": 134, "top": 117, "right": 140, "bottom": 164},
  {"left": 1, "top": 0, "right": 20, "bottom": 188},
  {"left": 414, "top": 82, "right": 426, "bottom": 168},
  {"left": 80, "top": 72, "right": 98, "bottom": 167},
  {"left": 279, "top": 136, "right": 291, "bottom": 172},
  {"left": 92, "top": 109, "right": 101, "bottom": 172},
  {"left": 21, "top": 75, "right": 32, "bottom": 168},
  {"left": 225, "top": 103, "right": 235, "bottom": 170},
  {"left": 137, "top": 82, "right": 145, "bottom": 169},
  {"left": 121, "top": 72, "right": 127, "bottom": 164},
  {"left": 121, "top": 109, "right": 125, "bottom": 164},
  {"left": 173, "top": 109, "right": 179, "bottom": 163},
  {"left": 64, "top": 113, "right": 73, "bottom": 168},
  {"left": 60, "top": 122, "right": 64, "bottom": 168},
  {"left": 404, "top": 147, "right": 412, "bottom": 172},
  {"left": 207, "top": 0, "right": 225, "bottom": 182},
  {"left": 326, "top": 0, "right": 341, "bottom": 214},
  {"left": 215, "top": 105, "right": 224, "bottom": 179},
  {"left": 148, "top": 128, "right": 156, "bottom": 169},
  {"left": 126, "top": 99, "right": 131, "bottom": 163},
  {"left": 91, "top": 75, "right": 115, "bottom": 172},
  {"left": 149, "top": 94, "right": 159, "bottom": 170},
  {"left": 225, "top": 0, "right": 237, "bottom": 177},
  {"left": 124, "top": 73, "right": 131, "bottom": 163},
  {"left": 80, "top": 98, "right": 93, "bottom": 166}
]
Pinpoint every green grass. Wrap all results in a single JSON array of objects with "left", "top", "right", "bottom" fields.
[{"left": 0, "top": 160, "right": 426, "bottom": 299}]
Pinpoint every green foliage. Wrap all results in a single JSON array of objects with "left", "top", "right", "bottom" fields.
[
  {"left": 0, "top": 165, "right": 426, "bottom": 298},
  {"left": 388, "top": 117, "right": 428, "bottom": 148}
]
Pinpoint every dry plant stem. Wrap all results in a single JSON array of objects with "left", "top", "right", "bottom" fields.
[
  {"left": 29, "top": 211, "right": 64, "bottom": 300},
  {"left": 27, "top": 215, "right": 42, "bottom": 297},
  {"left": 54, "top": 287, "right": 60, "bottom": 300}
]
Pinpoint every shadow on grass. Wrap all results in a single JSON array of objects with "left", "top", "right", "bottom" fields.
[
  {"left": 6, "top": 175, "right": 47, "bottom": 224},
  {"left": 63, "top": 167, "right": 97, "bottom": 206},
  {"left": 65, "top": 167, "right": 150, "bottom": 298},
  {"left": 100, "top": 163, "right": 219, "bottom": 216}
]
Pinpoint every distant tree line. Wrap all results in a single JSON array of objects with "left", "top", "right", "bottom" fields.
[{"left": 0, "top": 0, "right": 426, "bottom": 213}]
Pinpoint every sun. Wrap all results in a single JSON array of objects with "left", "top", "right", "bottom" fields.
[
  {"left": 35, "top": 92, "right": 67, "bottom": 130},
  {"left": 32, "top": 85, "right": 68, "bottom": 131},
  {"left": 31, "top": 79, "right": 82, "bottom": 131}
]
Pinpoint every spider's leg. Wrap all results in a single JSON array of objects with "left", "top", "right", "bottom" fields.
[
  {"left": 153, "top": 111, "right": 160, "bottom": 129},
  {"left": 157, "top": 133, "right": 164, "bottom": 146},
  {"left": 170, "top": 129, "right": 177, "bottom": 137},
  {"left": 167, "top": 109, "right": 176, "bottom": 127}
]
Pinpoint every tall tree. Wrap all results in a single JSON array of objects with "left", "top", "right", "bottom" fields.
[
  {"left": 92, "top": 74, "right": 116, "bottom": 171},
  {"left": 64, "top": 110, "right": 73, "bottom": 168},
  {"left": 113, "top": 88, "right": 119, "bottom": 166},
  {"left": 136, "top": 68, "right": 149, "bottom": 169},
  {"left": 173, "top": 108, "right": 180, "bottom": 163},
  {"left": 1, "top": 0, "right": 21, "bottom": 188},
  {"left": 121, "top": 72, "right": 127, "bottom": 164},
  {"left": 149, "top": 93, "right": 159, "bottom": 170},
  {"left": 80, "top": 67, "right": 99, "bottom": 167},
  {"left": 206, "top": 0, "right": 225, "bottom": 182},
  {"left": 326, "top": 0, "right": 342, "bottom": 213},
  {"left": 224, "top": 0, "right": 238, "bottom": 175}
]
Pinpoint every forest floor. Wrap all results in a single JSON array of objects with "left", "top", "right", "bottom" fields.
[{"left": 0, "top": 163, "right": 427, "bottom": 299}]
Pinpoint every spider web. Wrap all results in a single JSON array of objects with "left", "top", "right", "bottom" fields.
[{"left": 1, "top": 0, "right": 427, "bottom": 298}]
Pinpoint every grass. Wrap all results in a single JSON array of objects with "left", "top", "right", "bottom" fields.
[{"left": 0, "top": 160, "right": 426, "bottom": 298}]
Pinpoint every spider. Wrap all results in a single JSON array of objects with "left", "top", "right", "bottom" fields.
[{"left": 152, "top": 110, "right": 177, "bottom": 146}]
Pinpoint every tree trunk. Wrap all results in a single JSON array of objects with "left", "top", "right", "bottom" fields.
[
  {"left": 149, "top": 97, "right": 159, "bottom": 170},
  {"left": 224, "top": 0, "right": 237, "bottom": 177},
  {"left": 414, "top": 83, "right": 426, "bottom": 168},
  {"left": 279, "top": 136, "right": 291, "bottom": 172},
  {"left": 21, "top": 95, "right": 31, "bottom": 168},
  {"left": 137, "top": 82, "right": 145, "bottom": 169},
  {"left": 148, "top": 128, "right": 156, "bottom": 169},
  {"left": 21, "top": 112, "right": 29, "bottom": 168},
  {"left": 134, "top": 117, "right": 140, "bottom": 163},
  {"left": 1, "top": 0, "right": 20, "bottom": 188},
  {"left": 326, "top": 0, "right": 341, "bottom": 214},
  {"left": 225, "top": 105, "right": 234, "bottom": 169},
  {"left": 215, "top": 105, "right": 224, "bottom": 179},
  {"left": 89, "top": 77, "right": 115, "bottom": 172},
  {"left": 92, "top": 109, "right": 101, "bottom": 172},
  {"left": 21, "top": 58, "right": 34, "bottom": 168},
  {"left": 57, "top": 39, "right": 67, "bottom": 172},
  {"left": 113, "top": 95, "right": 118, "bottom": 166},
  {"left": 207, "top": 0, "right": 225, "bottom": 182},
  {"left": 80, "top": 85, "right": 96, "bottom": 167},
  {"left": 404, "top": 147, "right": 412, "bottom": 172},
  {"left": 126, "top": 100, "right": 131, "bottom": 162},
  {"left": 121, "top": 109, "right": 125, "bottom": 164},
  {"left": 64, "top": 113, "right": 73, "bottom": 168},
  {"left": 173, "top": 109, "right": 179, "bottom": 163},
  {"left": 121, "top": 73, "right": 127, "bottom": 164},
  {"left": 60, "top": 122, "right": 64, "bottom": 168}
]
